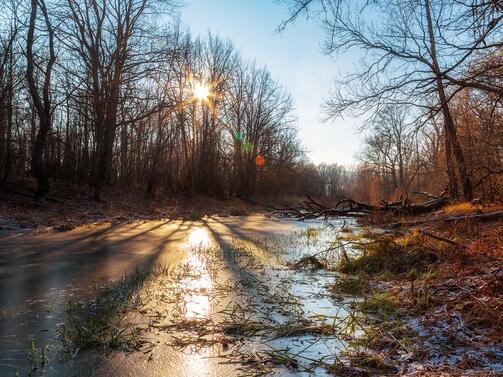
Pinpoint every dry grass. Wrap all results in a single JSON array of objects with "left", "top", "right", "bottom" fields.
[
  {"left": 355, "top": 291, "right": 397, "bottom": 316},
  {"left": 442, "top": 201, "right": 483, "bottom": 214},
  {"left": 423, "top": 221, "right": 503, "bottom": 338},
  {"left": 344, "top": 351, "right": 397, "bottom": 374},
  {"left": 370, "top": 218, "right": 503, "bottom": 369},
  {"left": 338, "top": 234, "right": 438, "bottom": 277},
  {"left": 331, "top": 273, "right": 371, "bottom": 295},
  {"left": 329, "top": 213, "right": 503, "bottom": 375}
]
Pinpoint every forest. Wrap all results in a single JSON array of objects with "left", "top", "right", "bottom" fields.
[
  {"left": 0, "top": 1, "right": 502, "bottom": 376},
  {"left": 0, "top": 0, "right": 310, "bottom": 202},
  {"left": 1, "top": 0, "right": 501, "bottom": 205}
]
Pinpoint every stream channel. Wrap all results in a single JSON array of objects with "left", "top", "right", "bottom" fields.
[{"left": 0, "top": 215, "right": 362, "bottom": 376}]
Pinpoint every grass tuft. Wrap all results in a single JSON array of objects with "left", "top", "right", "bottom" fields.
[
  {"left": 304, "top": 225, "right": 321, "bottom": 236},
  {"left": 355, "top": 291, "right": 397, "bottom": 316},
  {"left": 331, "top": 272, "right": 371, "bottom": 295},
  {"left": 339, "top": 235, "right": 438, "bottom": 277},
  {"left": 443, "top": 202, "right": 482, "bottom": 214},
  {"left": 345, "top": 351, "right": 398, "bottom": 374},
  {"left": 58, "top": 269, "right": 149, "bottom": 353}
]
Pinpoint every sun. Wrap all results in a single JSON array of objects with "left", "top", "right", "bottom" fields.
[{"left": 192, "top": 82, "right": 210, "bottom": 101}]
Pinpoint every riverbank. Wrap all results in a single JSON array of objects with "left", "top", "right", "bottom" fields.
[
  {"left": 329, "top": 202, "right": 503, "bottom": 375},
  {"left": 0, "top": 180, "right": 257, "bottom": 234}
]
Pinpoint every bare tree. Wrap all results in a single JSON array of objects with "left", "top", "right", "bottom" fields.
[
  {"left": 60, "top": 0, "right": 177, "bottom": 200},
  {"left": 280, "top": 0, "right": 503, "bottom": 200},
  {"left": 224, "top": 62, "right": 295, "bottom": 196},
  {"left": 359, "top": 106, "right": 419, "bottom": 198},
  {"left": 26, "top": 0, "right": 56, "bottom": 199},
  {"left": 0, "top": 0, "right": 20, "bottom": 183},
  {"left": 0, "top": 2, "right": 359, "bottom": 203}
]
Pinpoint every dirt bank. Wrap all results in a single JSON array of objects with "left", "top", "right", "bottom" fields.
[
  {"left": 330, "top": 202, "right": 503, "bottom": 375},
  {"left": 0, "top": 180, "right": 257, "bottom": 234}
]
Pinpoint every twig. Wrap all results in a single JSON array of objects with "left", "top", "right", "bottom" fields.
[{"left": 417, "top": 229, "right": 458, "bottom": 246}]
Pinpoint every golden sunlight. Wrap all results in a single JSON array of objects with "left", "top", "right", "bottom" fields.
[
  {"left": 192, "top": 82, "right": 211, "bottom": 101},
  {"left": 183, "top": 228, "right": 213, "bottom": 318},
  {"left": 187, "top": 227, "right": 211, "bottom": 248}
]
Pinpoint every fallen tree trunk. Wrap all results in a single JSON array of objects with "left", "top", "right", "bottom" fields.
[
  {"left": 385, "top": 210, "right": 503, "bottom": 229},
  {"left": 418, "top": 229, "right": 459, "bottom": 246},
  {"left": 241, "top": 192, "right": 449, "bottom": 220}
]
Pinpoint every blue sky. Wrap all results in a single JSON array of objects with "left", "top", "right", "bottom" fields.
[{"left": 177, "top": 0, "right": 363, "bottom": 166}]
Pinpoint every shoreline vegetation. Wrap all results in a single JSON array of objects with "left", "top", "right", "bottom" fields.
[{"left": 326, "top": 202, "right": 502, "bottom": 375}]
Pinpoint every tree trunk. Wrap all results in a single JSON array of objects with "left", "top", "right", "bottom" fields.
[
  {"left": 26, "top": 0, "right": 56, "bottom": 200},
  {"left": 94, "top": 121, "right": 116, "bottom": 201},
  {"left": 32, "top": 133, "right": 49, "bottom": 197},
  {"left": 425, "top": 0, "right": 473, "bottom": 201},
  {"left": 147, "top": 114, "right": 164, "bottom": 198},
  {"left": 443, "top": 128, "right": 459, "bottom": 198},
  {"left": 0, "top": 92, "right": 5, "bottom": 182}
]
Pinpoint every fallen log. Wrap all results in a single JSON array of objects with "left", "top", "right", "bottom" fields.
[
  {"left": 250, "top": 193, "right": 449, "bottom": 220},
  {"left": 418, "top": 229, "right": 458, "bottom": 246},
  {"left": 385, "top": 211, "right": 503, "bottom": 229}
]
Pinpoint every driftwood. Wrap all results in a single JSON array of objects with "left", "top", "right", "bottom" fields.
[
  {"left": 386, "top": 210, "right": 503, "bottom": 229},
  {"left": 418, "top": 229, "right": 459, "bottom": 246},
  {"left": 240, "top": 192, "right": 449, "bottom": 220},
  {"left": 391, "top": 228, "right": 459, "bottom": 246}
]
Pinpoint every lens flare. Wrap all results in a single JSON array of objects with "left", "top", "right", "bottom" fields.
[
  {"left": 193, "top": 82, "right": 210, "bottom": 101},
  {"left": 243, "top": 142, "right": 253, "bottom": 153},
  {"left": 255, "top": 155, "right": 265, "bottom": 166}
]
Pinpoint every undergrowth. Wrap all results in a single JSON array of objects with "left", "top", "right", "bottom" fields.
[
  {"left": 339, "top": 234, "right": 438, "bottom": 277},
  {"left": 355, "top": 291, "right": 397, "bottom": 316},
  {"left": 331, "top": 272, "right": 371, "bottom": 295},
  {"left": 443, "top": 202, "right": 483, "bottom": 214}
]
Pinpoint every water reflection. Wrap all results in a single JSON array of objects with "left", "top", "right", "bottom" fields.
[
  {"left": 183, "top": 255, "right": 212, "bottom": 318},
  {"left": 182, "top": 351, "right": 211, "bottom": 377},
  {"left": 183, "top": 227, "right": 213, "bottom": 319},
  {"left": 179, "top": 227, "right": 214, "bottom": 374},
  {"left": 0, "top": 217, "right": 360, "bottom": 376},
  {"left": 187, "top": 227, "right": 211, "bottom": 248}
]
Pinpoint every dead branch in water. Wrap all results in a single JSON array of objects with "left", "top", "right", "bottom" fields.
[{"left": 240, "top": 192, "right": 449, "bottom": 220}]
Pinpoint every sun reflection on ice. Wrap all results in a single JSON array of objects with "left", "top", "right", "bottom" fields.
[
  {"left": 183, "top": 226, "right": 213, "bottom": 318},
  {"left": 184, "top": 258, "right": 212, "bottom": 318},
  {"left": 187, "top": 227, "right": 212, "bottom": 248}
]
